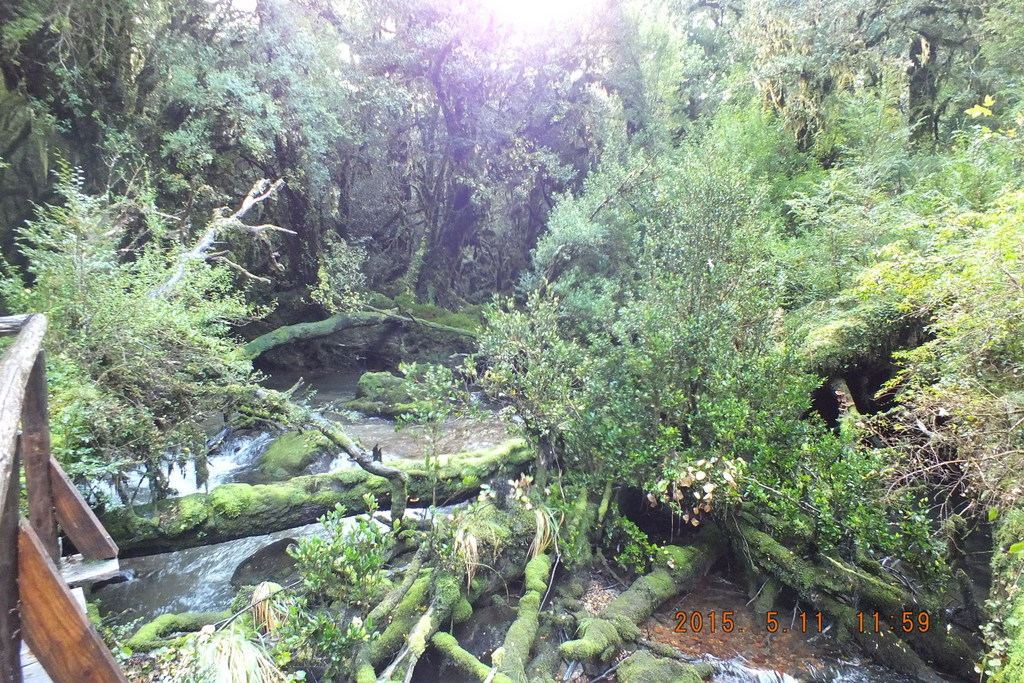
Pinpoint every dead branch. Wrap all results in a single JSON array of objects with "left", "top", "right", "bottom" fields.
[{"left": 149, "top": 178, "right": 290, "bottom": 298}]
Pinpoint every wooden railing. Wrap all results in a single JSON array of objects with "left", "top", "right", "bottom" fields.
[{"left": 0, "top": 314, "right": 126, "bottom": 683}]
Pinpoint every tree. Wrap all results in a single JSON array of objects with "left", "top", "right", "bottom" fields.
[{"left": 0, "top": 165, "right": 265, "bottom": 502}]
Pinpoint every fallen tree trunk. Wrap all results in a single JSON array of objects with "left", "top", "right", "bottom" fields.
[
  {"left": 312, "top": 415, "right": 410, "bottom": 527},
  {"left": 102, "top": 439, "right": 532, "bottom": 555},
  {"left": 242, "top": 310, "right": 477, "bottom": 360}
]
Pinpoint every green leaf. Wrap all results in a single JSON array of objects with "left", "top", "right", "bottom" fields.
[
  {"left": 989, "top": 507, "right": 1000, "bottom": 522},
  {"left": 1008, "top": 541, "right": 1024, "bottom": 555}
]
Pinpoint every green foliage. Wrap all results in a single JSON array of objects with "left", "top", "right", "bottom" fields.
[
  {"left": 483, "top": 108, "right": 933, "bottom": 562},
  {"left": 309, "top": 232, "right": 367, "bottom": 314},
  {"left": 0, "top": 165, "right": 258, "bottom": 502},
  {"left": 287, "top": 498, "right": 391, "bottom": 608},
  {"left": 273, "top": 601, "right": 371, "bottom": 680},
  {"left": 605, "top": 513, "right": 660, "bottom": 575}
]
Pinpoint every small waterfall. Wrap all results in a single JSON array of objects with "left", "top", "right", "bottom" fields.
[{"left": 204, "top": 430, "right": 276, "bottom": 484}]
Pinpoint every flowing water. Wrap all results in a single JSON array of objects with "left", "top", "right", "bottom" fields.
[{"left": 93, "top": 520, "right": 324, "bottom": 626}]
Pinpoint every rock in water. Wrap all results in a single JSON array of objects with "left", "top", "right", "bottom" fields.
[{"left": 230, "top": 538, "right": 299, "bottom": 587}]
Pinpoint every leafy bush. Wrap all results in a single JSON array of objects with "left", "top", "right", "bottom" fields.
[{"left": 288, "top": 499, "right": 391, "bottom": 608}]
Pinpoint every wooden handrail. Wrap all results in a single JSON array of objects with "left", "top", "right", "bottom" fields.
[
  {"left": 0, "top": 314, "right": 126, "bottom": 683},
  {"left": 0, "top": 314, "right": 47, "bottom": 522}
]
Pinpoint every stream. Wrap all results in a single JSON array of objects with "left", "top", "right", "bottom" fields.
[{"left": 93, "top": 370, "right": 960, "bottom": 682}]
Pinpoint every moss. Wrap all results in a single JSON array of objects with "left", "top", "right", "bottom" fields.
[
  {"left": 791, "top": 295, "right": 912, "bottom": 376},
  {"left": 559, "top": 618, "right": 619, "bottom": 660},
  {"left": 750, "top": 577, "right": 781, "bottom": 621},
  {"left": 452, "top": 596, "right": 474, "bottom": 624},
  {"left": 343, "top": 398, "right": 393, "bottom": 417},
  {"left": 126, "top": 611, "right": 229, "bottom": 652},
  {"left": 209, "top": 484, "right": 257, "bottom": 519},
  {"left": 257, "top": 431, "right": 327, "bottom": 480},
  {"left": 604, "top": 538, "right": 723, "bottom": 626},
  {"left": 617, "top": 651, "right": 706, "bottom": 683},
  {"left": 405, "top": 574, "right": 462, "bottom": 668},
  {"left": 392, "top": 294, "right": 485, "bottom": 333},
  {"left": 494, "top": 592, "right": 541, "bottom": 679},
  {"left": 525, "top": 629, "right": 561, "bottom": 683},
  {"left": 372, "top": 575, "right": 432, "bottom": 663},
  {"left": 103, "top": 438, "right": 532, "bottom": 554},
  {"left": 742, "top": 524, "right": 974, "bottom": 679},
  {"left": 86, "top": 601, "right": 102, "bottom": 628},
  {"left": 524, "top": 554, "right": 552, "bottom": 595},
  {"left": 167, "top": 494, "right": 210, "bottom": 535},
  {"left": 355, "top": 665, "right": 377, "bottom": 683},
  {"left": 560, "top": 535, "right": 724, "bottom": 664},
  {"left": 431, "top": 632, "right": 514, "bottom": 683},
  {"left": 355, "top": 371, "right": 413, "bottom": 404},
  {"left": 989, "top": 508, "right": 1024, "bottom": 682}
]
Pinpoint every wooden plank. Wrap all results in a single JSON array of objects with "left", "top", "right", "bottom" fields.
[
  {"left": 23, "top": 354, "right": 58, "bottom": 563},
  {"left": 49, "top": 456, "right": 118, "bottom": 560},
  {"left": 0, "top": 316, "right": 30, "bottom": 337},
  {"left": 0, "top": 440, "right": 22, "bottom": 683},
  {"left": 20, "top": 587, "right": 88, "bottom": 683},
  {"left": 18, "top": 521, "right": 127, "bottom": 683},
  {"left": 0, "top": 314, "right": 46, "bottom": 538},
  {"left": 59, "top": 555, "right": 120, "bottom": 589}
]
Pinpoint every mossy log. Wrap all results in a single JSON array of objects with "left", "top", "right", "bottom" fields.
[
  {"left": 431, "top": 632, "right": 515, "bottom": 683},
  {"left": 560, "top": 529, "right": 725, "bottom": 663},
  {"left": 242, "top": 310, "right": 477, "bottom": 360},
  {"left": 492, "top": 554, "right": 551, "bottom": 680},
  {"left": 103, "top": 439, "right": 532, "bottom": 555},
  {"left": 736, "top": 522, "right": 976, "bottom": 681},
  {"left": 125, "top": 611, "right": 230, "bottom": 652},
  {"left": 379, "top": 573, "right": 463, "bottom": 681},
  {"left": 360, "top": 506, "right": 549, "bottom": 682}
]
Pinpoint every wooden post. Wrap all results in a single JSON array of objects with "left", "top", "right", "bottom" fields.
[
  {"left": 22, "top": 353, "right": 58, "bottom": 563},
  {"left": 49, "top": 456, "right": 118, "bottom": 560},
  {"left": 18, "top": 521, "right": 127, "bottom": 683},
  {"left": 0, "top": 438, "right": 22, "bottom": 683}
]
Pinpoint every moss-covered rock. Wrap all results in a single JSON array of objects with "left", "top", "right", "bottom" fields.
[
  {"left": 256, "top": 431, "right": 329, "bottom": 480},
  {"left": 103, "top": 438, "right": 533, "bottom": 555},
  {"left": 357, "top": 371, "right": 412, "bottom": 402},
  {"left": 344, "top": 370, "right": 421, "bottom": 418},
  {"left": 617, "top": 651, "right": 708, "bottom": 683}
]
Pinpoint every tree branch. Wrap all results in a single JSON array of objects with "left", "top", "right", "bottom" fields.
[{"left": 149, "top": 178, "right": 289, "bottom": 298}]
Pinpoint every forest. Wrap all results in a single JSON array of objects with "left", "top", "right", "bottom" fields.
[{"left": 1, "top": 0, "right": 1023, "bottom": 681}]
